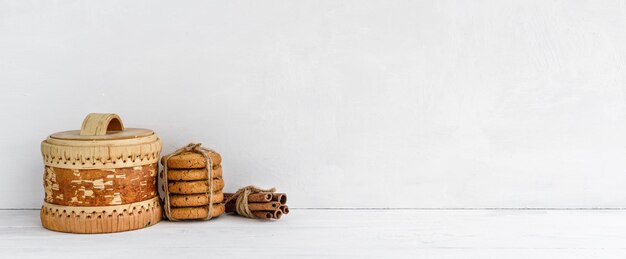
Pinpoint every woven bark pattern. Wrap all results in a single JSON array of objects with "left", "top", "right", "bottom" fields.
[
  {"left": 40, "top": 197, "right": 161, "bottom": 234},
  {"left": 44, "top": 163, "right": 158, "bottom": 206},
  {"left": 41, "top": 139, "right": 162, "bottom": 169}
]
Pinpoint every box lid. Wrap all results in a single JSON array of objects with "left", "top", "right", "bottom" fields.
[
  {"left": 49, "top": 113, "right": 154, "bottom": 141},
  {"left": 41, "top": 113, "right": 162, "bottom": 169}
]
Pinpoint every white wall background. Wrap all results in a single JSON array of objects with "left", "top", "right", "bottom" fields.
[{"left": 1, "top": 0, "right": 625, "bottom": 209}]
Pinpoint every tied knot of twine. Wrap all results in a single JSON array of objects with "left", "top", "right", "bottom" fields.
[
  {"left": 162, "top": 143, "right": 216, "bottom": 221},
  {"left": 224, "top": 185, "right": 276, "bottom": 219},
  {"left": 181, "top": 143, "right": 202, "bottom": 152}
]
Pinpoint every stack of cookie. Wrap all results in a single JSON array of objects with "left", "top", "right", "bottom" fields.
[{"left": 161, "top": 150, "right": 225, "bottom": 220}]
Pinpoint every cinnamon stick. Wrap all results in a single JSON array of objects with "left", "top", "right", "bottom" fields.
[
  {"left": 225, "top": 204, "right": 279, "bottom": 220},
  {"left": 224, "top": 201, "right": 281, "bottom": 212},
  {"left": 225, "top": 203, "right": 236, "bottom": 213},
  {"left": 271, "top": 193, "right": 287, "bottom": 205},
  {"left": 247, "top": 201, "right": 281, "bottom": 211},
  {"left": 224, "top": 192, "right": 272, "bottom": 202},
  {"left": 252, "top": 211, "right": 272, "bottom": 220},
  {"left": 272, "top": 209, "right": 283, "bottom": 219},
  {"left": 280, "top": 205, "right": 289, "bottom": 215}
]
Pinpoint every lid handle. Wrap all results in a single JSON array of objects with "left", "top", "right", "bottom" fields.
[{"left": 79, "top": 113, "right": 125, "bottom": 136}]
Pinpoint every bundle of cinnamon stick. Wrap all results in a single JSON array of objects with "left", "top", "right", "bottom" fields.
[{"left": 224, "top": 192, "right": 289, "bottom": 220}]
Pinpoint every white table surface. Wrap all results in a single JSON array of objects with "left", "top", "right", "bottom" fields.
[{"left": 1, "top": 209, "right": 626, "bottom": 258}]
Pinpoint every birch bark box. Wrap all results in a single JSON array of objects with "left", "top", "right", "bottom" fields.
[{"left": 40, "top": 113, "right": 163, "bottom": 233}]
